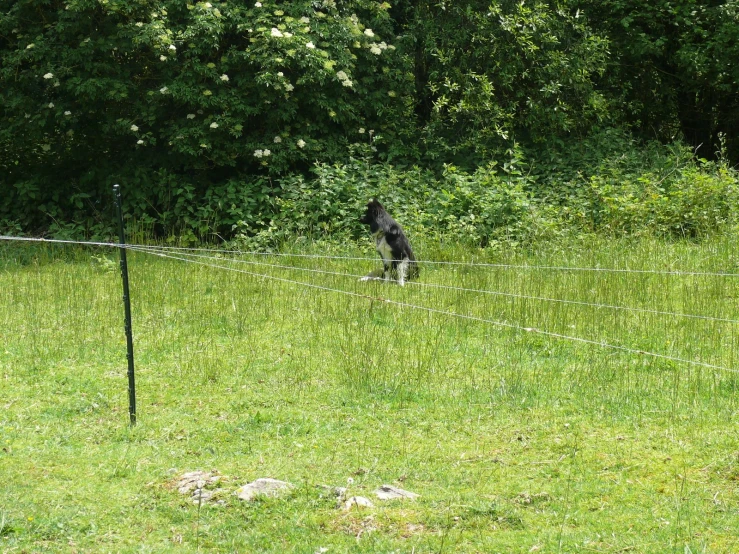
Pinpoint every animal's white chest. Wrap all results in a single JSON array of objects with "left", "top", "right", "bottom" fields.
[{"left": 375, "top": 235, "right": 393, "bottom": 264}]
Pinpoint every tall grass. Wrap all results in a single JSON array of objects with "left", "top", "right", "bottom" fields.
[{"left": 1, "top": 236, "right": 738, "bottom": 552}]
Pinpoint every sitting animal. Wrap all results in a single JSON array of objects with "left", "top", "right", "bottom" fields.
[{"left": 359, "top": 199, "right": 419, "bottom": 286}]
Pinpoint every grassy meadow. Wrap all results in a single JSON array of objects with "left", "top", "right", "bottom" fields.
[{"left": 1, "top": 236, "right": 739, "bottom": 553}]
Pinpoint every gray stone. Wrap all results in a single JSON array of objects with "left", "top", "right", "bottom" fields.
[
  {"left": 191, "top": 488, "right": 227, "bottom": 505},
  {"left": 374, "top": 485, "right": 420, "bottom": 501},
  {"left": 343, "top": 496, "right": 374, "bottom": 511},
  {"left": 235, "top": 478, "right": 294, "bottom": 501},
  {"left": 175, "top": 471, "right": 221, "bottom": 495}
]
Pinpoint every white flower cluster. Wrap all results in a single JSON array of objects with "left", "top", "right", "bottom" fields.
[
  {"left": 253, "top": 149, "right": 272, "bottom": 158},
  {"left": 297, "top": 139, "right": 306, "bottom": 148},
  {"left": 273, "top": 71, "right": 295, "bottom": 92},
  {"left": 336, "top": 70, "right": 352, "bottom": 88},
  {"left": 370, "top": 42, "right": 390, "bottom": 55},
  {"left": 356, "top": 25, "right": 393, "bottom": 56},
  {"left": 271, "top": 28, "right": 293, "bottom": 38}
]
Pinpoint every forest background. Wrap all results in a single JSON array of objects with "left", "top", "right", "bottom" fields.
[{"left": 1, "top": 0, "right": 738, "bottom": 245}]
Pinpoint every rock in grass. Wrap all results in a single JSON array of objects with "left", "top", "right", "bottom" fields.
[
  {"left": 374, "top": 485, "right": 419, "bottom": 501},
  {"left": 191, "top": 487, "right": 227, "bottom": 505},
  {"left": 173, "top": 470, "right": 226, "bottom": 505},
  {"left": 235, "top": 478, "right": 294, "bottom": 501},
  {"left": 175, "top": 470, "right": 221, "bottom": 494},
  {"left": 343, "top": 496, "right": 374, "bottom": 511}
]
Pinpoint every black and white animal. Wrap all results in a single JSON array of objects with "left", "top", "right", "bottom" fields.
[{"left": 359, "top": 199, "right": 419, "bottom": 286}]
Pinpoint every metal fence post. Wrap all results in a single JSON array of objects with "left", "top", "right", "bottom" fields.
[{"left": 113, "top": 184, "right": 137, "bottom": 425}]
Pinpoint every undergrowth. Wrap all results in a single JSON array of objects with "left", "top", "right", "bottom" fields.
[{"left": 3, "top": 132, "right": 737, "bottom": 248}]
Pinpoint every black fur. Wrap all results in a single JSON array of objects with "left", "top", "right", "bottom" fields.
[{"left": 359, "top": 199, "right": 419, "bottom": 284}]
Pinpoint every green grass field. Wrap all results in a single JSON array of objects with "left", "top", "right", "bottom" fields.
[{"left": 1, "top": 236, "right": 738, "bottom": 553}]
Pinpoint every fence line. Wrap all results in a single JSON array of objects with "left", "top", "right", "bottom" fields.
[
  {"left": 133, "top": 245, "right": 739, "bottom": 325},
  {"left": 133, "top": 246, "right": 739, "bottom": 376},
  {"left": 127, "top": 243, "right": 739, "bottom": 277},
  {"left": 0, "top": 235, "right": 125, "bottom": 249},
  {"left": 3, "top": 235, "right": 738, "bottom": 277}
]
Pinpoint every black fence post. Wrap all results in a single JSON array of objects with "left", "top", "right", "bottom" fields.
[{"left": 113, "top": 184, "right": 137, "bottom": 425}]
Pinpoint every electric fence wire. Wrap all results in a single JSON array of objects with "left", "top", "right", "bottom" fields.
[
  {"left": 4, "top": 233, "right": 737, "bottom": 323},
  {"left": 0, "top": 235, "right": 129, "bottom": 249},
  {"left": 132, "top": 245, "right": 739, "bottom": 325},
  {"left": 129, "top": 245, "right": 739, "bottom": 376},
  {"left": 3, "top": 233, "right": 737, "bottom": 320},
  {"left": 126, "top": 243, "right": 739, "bottom": 277},
  {"left": 3, "top": 235, "right": 738, "bottom": 277},
  {"left": 2, "top": 234, "right": 735, "bottom": 373}
]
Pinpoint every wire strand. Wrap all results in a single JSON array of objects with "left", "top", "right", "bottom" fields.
[
  {"left": 132, "top": 246, "right": 739, "bottom": 325},
  {"left": 0, "top": 235, "right": 124, "bottom": 248},
  {"left": 132, "top": 246, "right": 739, "bottom": 375},
  {"left": 3, "top": 235, "right": 738, "bottom": 277},
  {"left": 126, "top": 242, "right": 739, "bottom": 277}
]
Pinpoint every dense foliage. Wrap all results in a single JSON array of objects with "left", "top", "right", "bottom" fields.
[
  {"left": 1, "top": 0, "right": 737, "bottom": 241},
  {"left": 575, "top": 0, "right": 739, "bottom": 161},
  {"left": 240, "top": 133, "right": 738, "bottom": 249}
]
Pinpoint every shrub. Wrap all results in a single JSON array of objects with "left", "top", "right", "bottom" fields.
[{"left": 236, "top": 150, "right": 556, "bottom": 249}]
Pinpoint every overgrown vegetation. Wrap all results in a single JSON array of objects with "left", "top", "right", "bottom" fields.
[
  {"left": 1, "top": 239, "right": 738, "bottom": 551},
  {"left": 2, "top": 0, "right": 738, "bottom": 239},
  {"left": 242, "top": 135, "right": 738, "bottom": 249}
]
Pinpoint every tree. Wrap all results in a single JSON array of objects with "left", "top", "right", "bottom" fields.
[
  {"left": 392, "top": 0, "right": 611, "bottom": 167},
  {"left": 0, "top": 0, "right": 413, "bottom": 235},
  {"left": 574, "top": 0, "right": 739, "bottom": 162}
]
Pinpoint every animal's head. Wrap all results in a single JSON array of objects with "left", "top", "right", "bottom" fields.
[{"left": 359, "top": 199, "right": 385, "bottom": 232}]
